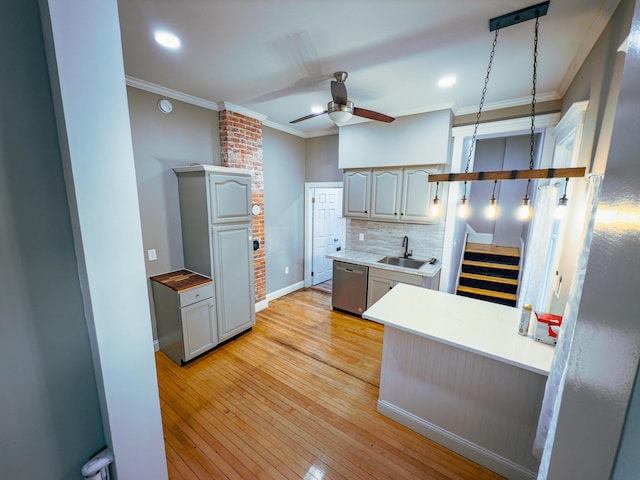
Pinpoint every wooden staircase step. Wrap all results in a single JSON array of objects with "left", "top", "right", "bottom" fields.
[
  {"left": 459, "top": 272, "right": 518, "bottom": 286},
  {"left": 456, "top": 285, "right": 517, "bottom": 301},
  {"left": 462, "top": 260, "right": 519, "bottom": 271},
  {"left": 466, "top": 243, "right": 520, "bottom": 257}
]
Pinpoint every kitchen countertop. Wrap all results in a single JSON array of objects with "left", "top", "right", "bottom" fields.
[
  {"left": 326, "top": 250, "right": 441, "bottom": 278},
  {"left": 363, "top": 283, "right": 555, "bottom": 375}
]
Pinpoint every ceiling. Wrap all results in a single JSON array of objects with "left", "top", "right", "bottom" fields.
[{"left": 117, "top": 0, "right": 621, "bottom": 137}]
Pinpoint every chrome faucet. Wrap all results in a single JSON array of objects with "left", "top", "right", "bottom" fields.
[{"left": 401, "top": 236, "right": 412, "bottom": 258}]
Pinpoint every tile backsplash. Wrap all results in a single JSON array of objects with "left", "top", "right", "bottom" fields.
[{"left": 346, "top": 219, "right": 445, "bottom": 261}]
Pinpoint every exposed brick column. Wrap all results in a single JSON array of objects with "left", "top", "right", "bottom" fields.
[{"left": 219, "top": 110, "right": 265, "bottom": 302}]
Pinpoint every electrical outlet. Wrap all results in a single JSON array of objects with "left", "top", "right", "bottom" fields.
[
  {"left": 359, "top": 233, "right": 365, "bottom": 241},
  {"left": 147, "top": 249, "right": 157, "bottom": 261},
  {"left": 285, "top": 266, "right": 289, "bottom": 274}
]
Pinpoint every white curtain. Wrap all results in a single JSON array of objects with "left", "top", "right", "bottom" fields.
[
  {"left": 518, "top": 183, "right": 559, "bottom": 309},
  {"left": 533, "top": 175, "right": 603, "bottom": 476}
]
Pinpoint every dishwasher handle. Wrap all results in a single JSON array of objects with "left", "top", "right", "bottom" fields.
[{"left": 335, "top": 265, "right": 364, "bottom": 275}]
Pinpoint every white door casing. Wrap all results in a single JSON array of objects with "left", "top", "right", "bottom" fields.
[{"left": 304, "top": 182, "right": 343, "bottom": 288}]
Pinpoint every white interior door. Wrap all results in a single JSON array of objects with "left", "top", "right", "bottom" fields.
[{"left": 312, "top": 187, "right": 342, "bottom": 285}]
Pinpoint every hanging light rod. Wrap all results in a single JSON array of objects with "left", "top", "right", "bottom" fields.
[
  {"left": 489, "top": 1, "right": 550, "bottom": 32},
  {"left": 428, "top": 166, "right": 585, "bottom": 183}
]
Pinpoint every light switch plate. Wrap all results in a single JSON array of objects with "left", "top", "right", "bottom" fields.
[
  {"left": 359, "top": 233, "right": 365, "bottom": 241},
  {"left": 147, "top": 249, "right": 157, "bottom": 261}
]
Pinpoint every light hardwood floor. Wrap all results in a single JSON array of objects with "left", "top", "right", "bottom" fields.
[{"left": 156, "top": 288, "right": 505, "bottom": 479}]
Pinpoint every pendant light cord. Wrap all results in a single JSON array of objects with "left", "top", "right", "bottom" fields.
[
  {"left": 465, "top": 29, "right": 499, "bottom": 175},
  {"left": 526, "top": 16, "right": 540, "bottom": 200},
  {"left": 463, "top": 29, "right": 499, "bottom": 200}
]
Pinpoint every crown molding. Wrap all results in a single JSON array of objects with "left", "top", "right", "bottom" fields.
[
  {"left": 261, "top": 119, "right": 337, "bottom": 138},
  {"left": 125, "top": 76, "right": 219, "bottom": 111},
  {"left": 558, "top": 0, "right": 624, "bottom": 96},
  {"left": 218, "top": 102, "right": 268, "bottom": 122}
]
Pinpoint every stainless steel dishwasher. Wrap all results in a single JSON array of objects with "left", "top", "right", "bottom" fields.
[{"left": 332, "top": 261, "right": 368, "bottom": 316}]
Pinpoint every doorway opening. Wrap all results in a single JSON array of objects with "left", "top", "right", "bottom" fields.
[{"left": 304, "top": 182, "right": 343, "bottom": 290}]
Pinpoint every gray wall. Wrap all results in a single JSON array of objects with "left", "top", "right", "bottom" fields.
[
  {"left": 468, "top": 134, "right": 539, "bottom": 247},
  {"left": 561, "top": 0, "right": 632, "bottom": 175},
  {"left": 263, "top": 127, "right": 306, "bottom": 294},
  {"left": 0, "top": 0, "right": 105, "bottom": 477},
  {"left": 305, "top": 134, "right": 342, "bottom": 182},
  {"left": 613, "top": 366, "right": 640, "bottom": 478},
  {"left": 544, "top": 0, "right": 640, "bottom": 477},
  {"left": 127, "top": 86, "right": 220, "bottom": 337}
]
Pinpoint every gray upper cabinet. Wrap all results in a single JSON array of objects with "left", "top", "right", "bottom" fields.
[
  {"left": 370, "top": 169, "right": 402, "bottom": 220},
  {"left": 400, "top": 167, "right": 434, "bottom": 223},
  {"left": 209, "top": 174, "right": 251, "bottom": 224},
  {"left": 344, "top": 166, "right": 440, "bottom": 224},
  {"left": 343, "top": 170, "right": 371, "bottom": 218}
]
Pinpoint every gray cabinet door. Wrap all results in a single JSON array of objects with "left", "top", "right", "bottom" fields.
[
  {"left": 209, "top": 174, "right": 252, "bottom": 224},
  {"left": 344, "top": 170, "right": 371, "bottom": 217},
  {"left": 401, "top": 167, "right": 434, "bottom": 223},
  {"left": 182, "top": 299, "right": 217, "bottom": 361},
  {"left": 371, "top": 169, "right": 402, "bottom": 220},
  {"left": 367, "top": 275, "right": 395, "bottom": 309},
  {"left": 212, "top": 224, "right": 256, "bottom": 341}
]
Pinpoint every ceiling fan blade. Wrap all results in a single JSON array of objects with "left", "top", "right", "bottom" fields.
[
  {"left": 289, "top": 110, "right": 327, "bottom": 124},
  {"left": 353, "top": 107, "right": 395, "bottom": 123},
  {"left": 331, "top": 80, "right": 348, "bottom": 105}
]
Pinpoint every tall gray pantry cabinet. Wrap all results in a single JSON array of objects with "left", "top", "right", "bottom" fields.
[{"left": 174, "top": 165, "right": 256, "bottom": 344}]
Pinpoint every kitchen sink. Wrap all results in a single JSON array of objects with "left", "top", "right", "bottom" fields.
[{"left": 377, "top": 256, "right": 426, "bottom": 269}]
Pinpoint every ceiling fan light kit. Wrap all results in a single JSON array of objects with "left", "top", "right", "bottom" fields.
[
  {"left": 290, "top": 71, "right": 395, "bottom": 125},
  {"left": 327, "top": 100, "right": 354, "bottom": 124}
]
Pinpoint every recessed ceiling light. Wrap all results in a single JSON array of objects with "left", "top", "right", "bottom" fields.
[
  {"left": 154, "top": 30, "right": 181, "bottom": 50},
  {"left": 438, "top": 75, "right": 457, "bottom": 88},
  {"left": 311, "top": 105, "right": 325, "bottom": 114}
]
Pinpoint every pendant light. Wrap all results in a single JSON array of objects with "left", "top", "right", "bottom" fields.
[
  {"left": 555, "top": 178, "right": 569, "bottom": 219},
  {"left": 456, "top": 29, "right": 500, "bottom": 219},
  {"left": 458, "top": 182, "right": 470, "bottom": 218},
  {"left": 485, "top": 180, "right": 499, "bottom": 219},
  {"left": 517, "top": 13, "right": 540, "bottom": 221},
  {"left": 430, "top": 182, "right": 442, "bottom": 217}
]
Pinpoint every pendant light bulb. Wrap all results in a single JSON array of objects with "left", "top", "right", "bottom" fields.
[
  {"left": 517, "top": 197, "right": 532, "bottom": 220},
  {"left": 485, "top": 180, "right": 499, "bottom": 219},
  {"left": 485, "top": 198, "right": 498, "bottom": 219},
  {"left": 430, "top": 198, "right": 441, "bottom": 217},
  {"left": 458, "top": 197, "right": 470, "bottom": 218}
]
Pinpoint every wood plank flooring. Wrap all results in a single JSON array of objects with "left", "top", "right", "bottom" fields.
[{"left": 156, "top": 288, "right": 505, "bottom": 480}]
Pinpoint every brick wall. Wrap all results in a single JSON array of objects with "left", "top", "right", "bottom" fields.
[{"left": 219, "top": 110, "right": 265, "bottom": 302}]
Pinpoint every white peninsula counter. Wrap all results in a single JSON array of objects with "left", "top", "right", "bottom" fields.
[{"left": 363, "top": 283, "right": 555, "bottom": 480}]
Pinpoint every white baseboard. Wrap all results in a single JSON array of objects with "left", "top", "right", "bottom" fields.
[
  {"left": 377, "top": 400, "right": 536, "bottom": 480},
  {"left": 255, "top": 299, "right": 269, "bottom": 312},
  {"left": 266, "top": 281, "right": 304, "bottom": 303},
  {"left": 153, "top": 340, "right": 159, "bottom": 352}
]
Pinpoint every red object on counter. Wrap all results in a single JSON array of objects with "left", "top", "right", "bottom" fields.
[{"left": 535, "top": 312, "right": 563, "bottom": 338}]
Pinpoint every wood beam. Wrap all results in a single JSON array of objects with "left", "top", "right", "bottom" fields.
[{"left": 428, "top": 167, "right": 586, "bottom": 183}]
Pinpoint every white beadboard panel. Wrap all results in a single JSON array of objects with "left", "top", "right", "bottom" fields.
[
  {"left": 379, "top": 327, "right": 545, "bottom": 476},
  {"left": 377, "top": 400, "right": 536, "bottom": 480}
]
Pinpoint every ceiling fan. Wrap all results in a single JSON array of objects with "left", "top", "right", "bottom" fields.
[{"left": 290, "top": 71, "right": 395, "bottom": 125}]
